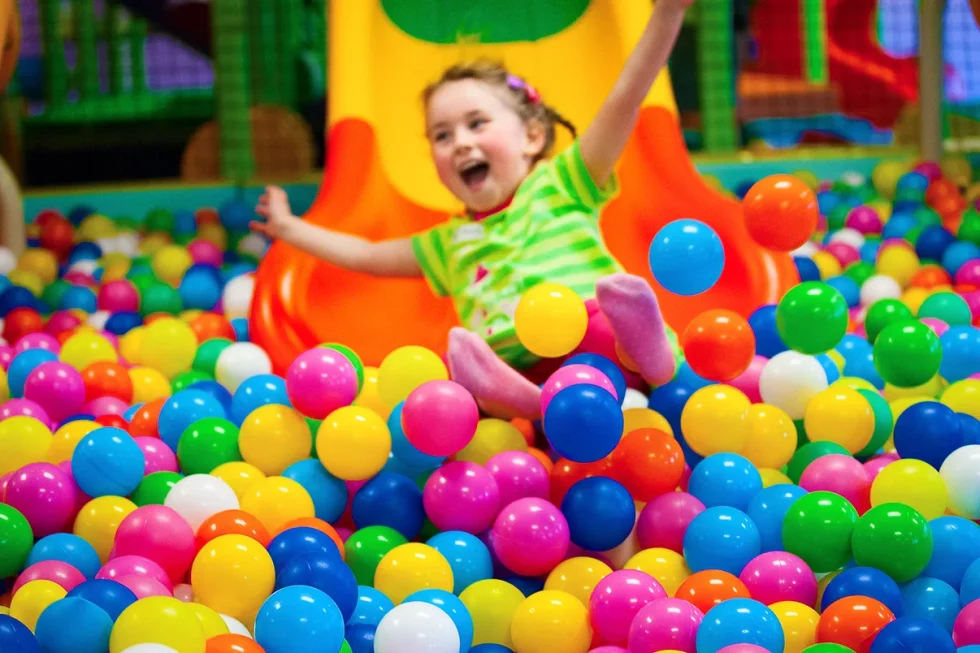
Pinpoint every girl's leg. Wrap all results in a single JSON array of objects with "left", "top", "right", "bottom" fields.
[
  {"left": 446, "top": 327, "right": 543, "bottom": 420},
  {"left": 595, "top": 273, "right": 677, "bottom": 387},
  {"left": 0, "top": 157, "right": 24, "bottom": 257}
]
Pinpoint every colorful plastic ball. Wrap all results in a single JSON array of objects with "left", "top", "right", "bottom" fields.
[
  {"left": 776, "top": 282, "right": 849, "bottom": 354},
  {"left": 316, "top": 405, "right": 391, "bottom": 481},
  {"left": 108, "top": 595, "right": 206, "bottom": 653},
  {"left": 423, "top": 462, "right": 500, "bottom": 535},
  {"left": 803, "top": 387, "right": 874, "bottom": 454},
  {"left": 781, "top": 491, "right": 858, "bottom": 573},
  {"left": 455, "top": 418, "right": 527, "bottom": 467},
  {"left": 799, "top": 454, "right": 871, "bottom": 514},
  {"left": 939, "top": 326, "right": 980, "bottom": 382},
  {"left": 649, "top": 219, "right": 725, "bottom": 296},
  {"left": 893, "top": 401, "right": 963, "bottom": 470},
  {"left": 190, "top": 533, "right": 275, "bottom": 623},
  {"left": 376, "top": 344, "right": 449, "bottom": 407},
  {"left": 589, "top": 569, "right": 666, "bottom": 647},
  {"left": 348, "top": 585, "right": 395, "bottom": 630},
  {"left": 344, "top": 525, "right": 407, "bottom": 586},
  {"left": 423, "top": 532, "right": 492, "bottom": 596},
  {"left": 214, "top": 342, "right": 273, "bottom": 392},
  {"left": 919, "top": 516, "right": 980, "bottom": 590},
  {"left": 457, "top": 579, "right": 525, "bottom": 648},
  {"left": 96, "top": 554, "right": 173, "bottom": 593},
  {"left": 0, "top": 614, "right": 38, "bottom": 653},
  {"left": 683, "top": 506, "right": 761, "bottom": 576},
  {"left": 540, "top": 382, "right": 623, "bottom": 463},
  {"left": 401, "top": 380, "right": 478, "bottom": 457},
  {"left": 820, "top": 566, "right": 903, "bottom": 617},
  {"left": 872, "top": 319, "right": 942, "bottom": 388},
  {"left": 228, "top": 373, "right": 289, "bottom": 425},
  {"left": 113, "top": 505, "right": 195, "bottom": 584},
  {"left": 611, "top": 427, "right": 686, "bottom": 501},
  {"left": 21, "top": 360, "right": 85, "bottom": 423},
  {"left": 514, "top": 282, "right": 589, "bottom": 358},
  {"left": 374, "top": 600, "right": 461, "bottom": 653},
  {"left": 816, "top": 595, "right": 895, "bottom": 653},
  {"left": 902, "top": 577, "right": 959, "bottom": 633},
  {"left": 852, "top": 503, "right": 933, "bottom": 584},
  {"left": 509, "top": 590, "right": 591, "bottom": 653},
  {"left": 237, "top": 403, "right": 310, "bottom": 476},
  {"left": 387, "top": 401, "right": 445, "bottom": 473},
  {"left": 627, "top": 597, "right": 704, "bottom": 653},
  {"left": 757, "top": 351, "right": 829, "bottom": 420},
  {"left": 545, "top": 556, "right": 613, "bottom": 608},
  {"left": 275, "top": 551, "right": 358, "bottom": 623},
  {"left": 743, "top": 175, "right": 819, "bottom": 251},
  {"left": 636, "top": 491, "right": 705, "bottom": 553},
  {"left": 3, "top": 462, "right": 77, "bottom": 537},
  {"left": 284, "top": 347, "right": 357, "bottom": 420},
  {"left": 749, "top": 304, "right": 788, "bottom": 359},
  {"left": 374, "top": 542, "right": 454, "bottom": 604},
  {"left": 560, "top": 476, "right": 635, "bottom": 552},
  {"left": 682, "top": 309, "right": 757, "bottom": 382},
  {"left": 176, "top": 416, "right": 241, "bottom": 475},
  {"left": 402, "top": 588, "right": 474, "bottom": 652},
  {"left": 688, "top": 453, "right": 762, "bottom": 512},
  {"left": 870, "top": 617, "right": 955, "bottom": 653},
  {"left": 240, "top": 475, "right": 314, "bottom": 534},
  {"left": 163, "top": 473, "right": 239, "bottom": 532},
  {"left": 491, "top": 497, "right": 570, "bottom": 577},
  {"left": 7, "top": 348, "right": 58, "bottom": 398},
  {"left": 157, "top": 389, "right": 227, "bottom": 452},
  {"left": 279, "top": 459, "right": 347, "bottom": 524},
  {"left": 351, "top": 472, "right": 424, "bottom": 540},
  {"left": 13, "top": 560, "right": 85, "bottom": 594},
  {"left": 697, "top": 598, "right": 784, "bottom": 653},
  {"left": 541, "top": 364, "right": 619, "bottom": 413},
  {"left": 26, "top": 533, "right": 101, "bottom": 580},
  {"left": 739, "top": 552, "right": 817, "bottom": 607},
  {"left": 71, "top": 426, "right": 145, "bottom": 498},
  {"left": 10, "top": 579, "right": 68, "bottom": 631}
]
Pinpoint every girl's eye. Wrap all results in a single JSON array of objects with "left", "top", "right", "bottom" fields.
[
  {"left": 469, "top": 118, "right": 487, "bottom": 130},
  {"left": 434, "top": 131, "right": 450, "bottom": 143}
]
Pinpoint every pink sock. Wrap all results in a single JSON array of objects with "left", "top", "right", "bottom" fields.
[
  {"left": 446, "top": 327, "right": 543, "bottom": 420},
  {"left": 596, "top": 273, "right": 677, "bottom": 387}
]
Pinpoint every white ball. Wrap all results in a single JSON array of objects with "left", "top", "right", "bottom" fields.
[
  {"left": 215, "top": 342, "right": 273, "bottom": 392},
  {"left": 374, "top": 601, "right": 461, "bottom": 653},
  {"left": 860, "top": 275, "right": 902, "bottom": 306},
  {"left": 828, "top": 227, "right": 865, "bottom": 250},
  {"left": 220, "top": 614, "right": 252, "bottom": 638},
  {"left": 97, "top": 236, "right": 119, "bottom": 254},
  {"left": 791, "top": 242, "right": 819, "bottom": 258},
  {"left": 758, "top": 350, "right": 829, "bottom": 420},
  {"left": 116, "top": 232, "right": 141, "bottom": 257},
  {"left": 120, "top": 646, "right": 180, "bottom": 653},
  {"left": 0, "top": 246, "right": 16, "bottom": 275},
  {"left": 223, "top": 273, "right": 255, "bottom": 321},
  {"left": 163, "top": 473, "right": 239, "bottom": 532},
  {"left": 940, "top": 445, "right": 980, "bottom": 519},
  {"left": 237, "top": 233, "right": 269, "bottom": 258},
  {"left": 87, "top": 310, "right": 110, "bottom": 331},
  {"left": 842, "top": 171, "right": 867, "bottom": 187},
  {"left": 621, "top": 388, "right": 648, "bottom": 411},
  {"left": 69, "top": 260, "right": 99, "bottom": 276}
]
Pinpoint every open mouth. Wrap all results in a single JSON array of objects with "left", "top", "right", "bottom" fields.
[{"left": 459, "top": 162, "right": 490, "bottom": 189}]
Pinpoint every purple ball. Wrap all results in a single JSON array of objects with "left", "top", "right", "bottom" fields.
[
  {"left": 23, "top": 361, "right": 85, "bottom": 423},
  {"left": 4, "top": 462, "right": 77, "bottom": 537}
]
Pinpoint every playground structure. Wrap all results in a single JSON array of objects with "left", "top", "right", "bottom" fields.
[{"left": 0, "top": 0, "right": 24, "bottom": 255}]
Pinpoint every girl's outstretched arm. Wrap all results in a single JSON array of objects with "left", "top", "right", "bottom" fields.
[{"left": 579, "top": 0, "right": 693, "bottom": 187}]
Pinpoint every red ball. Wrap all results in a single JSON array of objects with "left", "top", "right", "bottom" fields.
[
  {"left": 83, "top": 361, "right": 134, "bottom": 403},
  {"left": 682, "top": 309, "right": 756, "bottom": 382},
  {"left": 742, "top": 175, "right": 819, "bottom": 252},
  {"left": 3, "top": 307, "right": 44, "bottom": 343},
  {"left": 39, "top": 217, "right": 75, "bottom": 261}
]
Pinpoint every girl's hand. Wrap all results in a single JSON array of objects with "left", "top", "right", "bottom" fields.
[{"left": 253, "top": 186, "right": 299, "bottom": 240}]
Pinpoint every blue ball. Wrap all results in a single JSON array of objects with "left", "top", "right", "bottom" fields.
[
  {"left": 404, "top": 589, "right": 474, "bottom": 653},
  {"left": 427, "top": 531, "right": 493, "bottom": 594},
  {"left": 747, "top": 484, "right": 808, "bottom": 553},
  {"left": 915, "top": 225, "right": 957, "bottom": 262},
  {"left": 348, "top": 586, "right": 394, "bottom": 628},
  {"left": 470, "top": 645, "right": 513, "bottom": 652},
  {"left": 220, "top": 199, "right": 255, "bottom": 233},
  {"left": 104, "top": 311, "right": 143, "bottom": 336},
  {"left": 961, "top": 413, "right": 980, "bottom": 446},
  {"left": 921, "top": 516, "right": 980, "bottom": 591},
  {"left": 388, "top": 402, "right": 444, "bottom": 473},
  {"left": 748, "top": 304, "right": 787, "bottom": 358},
  {"left": 255, "top": 586, "right": 345, "bottom": 653},
  {"left": 178, "top": 264, "right": 223, "bottom": 310},
  {"left": 861, "top": 240, "right": 882, "bottom": 264},
  {"left": 7, "top": 348, "right": 59, "bottom": 397},
  {"left": 939, "top": 326, "right": 980, "bottom": 383},
  {"left": 231, "top": 317, "right": 249, "bottom": 341},
  {"left": 34, "top": 596, "right": 112, "bottom": 653},
  {"left": 869, "top": 617, "right": 956, "bottom": 653},
  {"left": 276, "top": 552, "right": 358, "bottom": 622},
  {"left": 0, "top": 285, "right": 38, "bottom": 316},
  {"left": 696, "top": 598, "right": 784, "bottom": 653},
  {"left": 0, "top": 614, "right": 38, "bottom": 652},
  {"left": 268, "top": 527, "right": 341, "bottom": 575},
  {"left": 157, "top": 388, "right": 227, "bottom": 451},
  {"left": 821, "top": 566, "right": 903, "bottom": 615},
  {"left": 649, "top": 219, "right": 725, "bottom": 296},
  {"left": 501, "top": 574, "right": 545, "bottom": 597},
  {"left": 897, "top": 171, "right": 930, "bottom": 193},
  {"left": 893, "top": 401, "right": 964, "bottom": 469},
  {"left": 543, "top": 384, "right": 623, "bottom": 463},
  {"left": 962, "top": 558, "right": 980, "bottom": 606},
  {"left": 68, "top": 205, "right": 96, "bottom": 226},
  {"left": 942, "top": 241, "right": 980, "bottom": 276},
  {"left": 901, "top": 577, "right": 959, "bottom": 633},
  {"left": 187, "top": 379, "right": 233, "bottom": 413},
  {"left": 818, "top": 190, "right": 841, "bottom": 215},
  {"left": 351, "top": 472, "right": 424, "bottom": 541},
  {"left": 27, "top": 533, "right": 101, "bottom": 580},
  {"left": 793, "top": 256, "right": 821, "bottom": 282},
  {"left": 674, "top": 361, "right": 711, "bottom": 390},
  {"left": 827, "top": 274, "right": 861, "bottom": 308},
  {"left": 230, "top": 374, "right": 291, "bottom": 425},
  {"left": 648, "top": 381, "right": 694, "bottom": 436},
  {"left": 683, "top": 506, "right": 761, "bottom": 575},
  {"left": 688, "top": 453, "right": 762, "bottom": 512},
  {"left": 66, "top": 579, "right": 138, "bottom": 621},
  {"left": 57, "top": 285, "right": 98, "bottom": 313},
  {"left": 816, "top": 353, "right": 842, "bottom": 384},
  {"left": 560, "top": 476, "right": 635, "bottom": 552},
  {"left": 283, "top": 459, "right": 348, "bottom": 523},
  {"left": 882, "top": 213, "right": 919, "bottom": 241},
  {"left": 345, "top": 624, "right": 376, "bottom": 653},
  {"left": 562, "top": 353, "right": 627, "bottom": 406},
  {"left": 173, "top": 209, "right": 197, "bottom": 236},
  {"left": 71, "top": 426, "right": 145, "bottom": 497},
  {"left": 68, "top": 241, "right": 102, "bottom": 263}
]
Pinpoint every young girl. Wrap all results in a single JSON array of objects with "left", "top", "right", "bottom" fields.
[{"left": 253, "top": 0, "right": 693, "bottom": 419}]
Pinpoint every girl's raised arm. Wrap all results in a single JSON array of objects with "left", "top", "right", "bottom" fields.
[{"left": 578, "top": 0, "right": 694, "bottom": 187}]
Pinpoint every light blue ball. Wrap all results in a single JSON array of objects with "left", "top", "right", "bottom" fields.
[
  {"left": 34, "top": 597, "right": 112, "bottom": 653},
  {"left": 649, "top": 219, "right": 724, "bottom": 296},
  {"left": 71, "top": 427, "right": 145, "bottom": 497},
  {"left": 696, "top": 598, "right": 784, "bottom": 653}
]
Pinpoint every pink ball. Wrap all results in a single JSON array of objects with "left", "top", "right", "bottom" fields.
[
  {"left": 589, "top": 569, "right": 667, "bottom": 646},
  {"left": 485, "top": 451, "right": 550, "bottom": 506},
  {"left": 97, "top": 280, "right": 140, "bottom": 313},
  {"left": 63, "top": 271, "right": 95, "bottom": 287},
  {"left": 402, "top": 380, "right": 479, "bottom": 457},
  {"left": 113, "top": 505, "right": 195, "bottom": 583},
  {"left": 728, "top": 356, "right": 766, "bottom": 405},
  {"left": 134, "top": 436, "right": 179, "bottom": 474},
  {"left": 115, "top": 574, "right": 172, "bottom": 599},
  {"left": 0, "top": 345, "right": 14, "bottom": 370},
  {"left": 799, "top": 454, "right": 871, "bottom": 514},
  {"left": 97, "top": 555, "right": 173, "bottom": 592},
  {"left": 3, "top": 462, "right": 77, "bottom": 537},
  {"left": 541, "top": 364, "right": 618, "bottom": 414},
  {"left": 920, "top": 317, "right": 950, "bottom": 337},
  {"left": 627, "top": 597, "right": 703, "bottom": 653},
  {"left": 0, "top": 398, "right": 52, "bottom": 427},
  {"left": 965, "top": 290, "right": 980, "bottom": 319},
  {"left": 45, "top": 311, "right": 82, "bottom": 337},
  {"left": 863, "top": 453, "right": 900, "bottom": 482},
  {"left": 187, "top": 239, "right": 224, "bottom": 268},
  {"left": 14, "top": 332, "right": 61, "bottom": 355},
  {"left": 57, "top": 460, "right": 92, "bottom": 513},
  {"left": 335, "top": 527, "right": 353, "bottom": 543},
  {"left": 284, "top": 347, "right": 358, "bottom": 420},
  {"left": 84, "top": 396, "right": 130, "bottom": 418},
  {"left": 824, "top": 242, "right": 861, "bottom": 267},
  {"left": 845, "top": 207, "right": 883, "bottom": 235},
  {"left": 956, "top": 259, "right": 980, "bottom": 286},
  {"left": 636, "top": 492, "right": 705, "bottom": 553},
  {"left": 174, "top": 583, "right": 195, "bottom": 603},
  {"left": 738, "top": 551, "right": 817, "bottom": 606},
  {"left": 23, "top": 361, "right": 85, "bottom": 423},
  {"left": 424, "top": 461, "right": 501, "bottom": 534},
  {"left": 717, "top": 646, "right": 772, "bottom": 653},
  {"left": 590, "top": 648, "right": 628, "bottom": 653},
  {"left": 914, "top": 161, "right": 942, "bottom": 180},
  {"left": 491, "top": 497, "right": 569, "bottom": 577},
  {"left": 13, "top": 561, "right": 86, "bottom": 594},
  {"left": 954, "top": 598, "right": 980, "bottom": 646}
]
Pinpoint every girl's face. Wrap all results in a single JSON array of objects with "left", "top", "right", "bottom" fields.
[{"left": 426, "top": 79, "right": 545, "bottom": 213}]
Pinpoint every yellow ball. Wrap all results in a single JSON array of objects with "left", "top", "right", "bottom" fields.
[
  {"left": 883, "top": 376, "right": 945, "bottom": 401},
  {"left": 514, "top": 282, "right": 589, "bottom": 358},
  {"left": 139, "top": 232, "right": 172, "bottom": 256},
  {"left": 139, "top": 317, "right": 198, "bottom": 379},
  {"left": 60, "top": 331, "right": 117, "bottom": 370},
  {"left": 870, "top": 458, "right": 948, "bottom": 520},
  {"left": 510, "top": 590, "right": 592, "bottom": 653},
  {"left": 803, "top": 386, "right": 874, "bottom": 453},
  {"left": 810, "top": 251, "right": 842, "bottom": 280},
  {"left": 316, "top": 406, "right": 391, "bottom": 481},
  {"left": 211, "top": 461, "right": 267, "bottom": 500},
  {"left": 0, "top": 416, "right": 52, "bottom": 475},
  {"left": 377, "top": 345, "right": 448, "bottom": 407},
  {"left": 459, "top": 579, "right": 526, "bottom": 648},
  {"left": 941, "top": 379, "right": 980, "bottom": 419},
  {"left": 354, "top": 366, "right": 392, "bottom": 420},
  {"left": 73, "top": 495, "right": 138, "bottom": 563},
  {"left": 199, "top": 223, "right": 228, "bottom": 249},
  {"left": 239, "top": 476, "right": 315, "bottom": 534},
  {"left": 185, "top": 602, "right": 231, "bottom": 639},
  {"left": 238, "top": 404, "right": 312, "bottom": 475},
  {"left": 9, "top": 580, "right": 67, "bottom": 632},
  {"left": 456, "top": 418, "right": 528, "bottom": 465},
  {"left": 0, "top": 366, "right": 8, "bottom": 403},
  {"left": 770, "top": 600, "right": 819, "bottom": 653},
  {"left": 128, "top": 366, "right": 173, "bottom": 403},
  {"left": 738, "top": 403, "right": 796, "bottom": 469},
  {"left": 7, "top": 268, "right": 44, "bottom": 296},
  {"left": 624, "top": 547, "right": 691, "bottom": 596},
  {"left": 119, "top": 327, "right": 144, "bottom": 366},
  {"left": 831, "top": 376, "right": 878, "bottom": 393},
  {"left": 78, "top": 214, "right": 116, "bottom": 241},
  {"left": 877, "top": 245, "right": 920, "bottom": 288},
  {"left": 544, "top": 557, "right": 612, "bottom": 607},
  {"left": 190, "top": 534, "right": 276, "bottom": 622},
  {"left": 680, "top": 384, "right": 751, "bottom": 456},
  {"left": 941, "top": 155, "right": 973, "bottom": 186},
  {"left": 759, "top": 468, "right": 793, "bottom": 488},
  {"left": 792, "top": 170, "right": 819, "bottom": 190},
  {"left": 623, "top": 407, "right": 674, "bottom": 436},
  {"left": 375, "top": 543, "right": 454, "bottom": 604},
  {"left": 109, "top": 596, "right": 207, "bottom": 653},
  {"left": 18, "top": 248, "right": 59, "bottom": 285},
  {"left": 47, "top": 419, "right": 99, "bottom": 463},
  {"left": 872, "top": 160, "right": 910, "bottom": 198},
  {"left": 151, "top": 244, "right": 194, "bottom": 286},
  {"left": 901, "top": 287, "right": 931, "bottom": 314}
]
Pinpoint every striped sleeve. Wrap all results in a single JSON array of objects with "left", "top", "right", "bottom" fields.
[
  {"left": 550, "top": 139, "right": 620, "bottom": 209},
  {"left": 411, "top": 224, "right": 452, "bottom": 297}
]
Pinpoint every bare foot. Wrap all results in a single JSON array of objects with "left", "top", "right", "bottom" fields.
[{"left": 447, "top": 327, "right": 542, "bottom": 420}]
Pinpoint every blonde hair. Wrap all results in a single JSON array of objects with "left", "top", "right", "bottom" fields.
[{"left": 422, "top": 60, "right": 577, "bottom": 162}]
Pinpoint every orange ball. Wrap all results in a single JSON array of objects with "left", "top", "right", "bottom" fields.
[
  {"left": 611, "top": 428, "right": 686, "bottom": 501},
  {"left": 675, "top": 570, "right": 750, "bottom": 615},
  {"left": 550, "top": 456, "right": 613, "bottom": 505},
  {"left": 189, "top": 312, "right": 237, "bottom": 343},
  {"left": 128, "top": 398, "right": 166, "bottom": 438},
  {"left": 3, "top": 307, "right": 44, "bottom": 343},
  {"left": 681, "top": 309, "right": 756, "bottom": 382},
  {"left": 196, "top": 509, "right": 271, "bottom": 550},
  {"left": 82, "top": 361, "right": 134, "bottom": 403},
  {"left": 817, "top": 595, "right": 895, "bottom": 653},
  {"left": 742, "top": 174, "right": 819, "bottom": 251},
  {"left": 925, "top": 178, "right": 960, "bottom": 208},
  {"left": 206, "top": 633, "right": 266, "bottom": 653},
  {"left": 909, "top": 264, "right": 951, "bottom": 289},
  {"left": 527, "top": 447, "right": 554, "bottom": 475},
  {"left": 273, "top": 517, "right": 345, "bottom": 559}
]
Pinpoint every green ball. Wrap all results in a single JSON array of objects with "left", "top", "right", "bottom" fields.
[
  {"left": 959, "top": 214, "right": 980, "bottom": 246},
  {"left": 781, "top": 490, "right": 858, "bottom": 573},
  {"left": 864, "top": 299, "right": 914, "bottom": 344},
  {"left": 193, "top": 338, "right": 234, "bottom": 376},
  {"left": 344, "top": 525, "right": 408, "bottom": 586},
  {"left": 787, "top": 441, "right": 849, "bottom": 483},
  {"left": 128, "top": 272, "right": 157, "bottom": 297},
  {"left": 801, "top": 645, "right": 856, "bottom": 653},
  {"left": 321, "top": 342, "right": 365, "bottom": 394},
  {"left": 854, "top": 389, "right": 893, "bottom": 458},
  {"left": 116, "top": 215, "right": 140, "bottom": 230},
  {"left": 852, "top": 502, "right": 933, "bottom": 583},
  {"left": 41, "top": 279, "right": 71, "bottom": 308},
  {"left": 904, "top": 226, "right": 923, "bottom": 247},
  {"left": 917, "top": 291, "right": 972, "bottom": 326},
  {"left": 827, "top": 205, "right": 851, "bottom": 232},
  {"left": 340, "top": 641, "right": 353, "bottom": 653},
  {"left": 172, "top": 370, "right": 212, "bottom": 393},
  {"left": 131, "top": 471, "right": 183, "bottom": 506},
  {"left": 146, "top": 208, "right": 175, "bottom": 234},
  {"left": 776, "top": 281, "right": 849, "bottom": 354},
  {"left": 843, "top": 261, "right": 875, "bottom": 287},
  {"left": 872, "top": 319, "right": 942, "bottom": 388},
  {"left": 913, "top": 205, "right": 941, "bottom": 227},
  {"left": 141, "top": 282, "right": 183, "bottom": 316},
  {"left": 0, "top": 504, "right": 34, "bottom": 577},
  {"left": 177, "top": 417, "right": 242, "bottom": 475}
]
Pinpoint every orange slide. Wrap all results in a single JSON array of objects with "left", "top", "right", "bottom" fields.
[{"left": 250, "top": 0, "right": 799, "bottom": 372}]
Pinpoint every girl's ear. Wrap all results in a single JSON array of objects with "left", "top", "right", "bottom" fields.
[{"left": 523, "top": 118, "right": 547, "bottom": 160}]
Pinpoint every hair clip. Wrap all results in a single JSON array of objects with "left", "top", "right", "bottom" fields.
[{"left": 506, "top": 73, "right": 542, "bottom": 105}]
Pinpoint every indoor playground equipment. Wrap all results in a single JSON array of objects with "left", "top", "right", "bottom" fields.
[
  {"left": 250, "top": 0, "right": 800, "bottom": 371},
  {"left": 0, "top": 0, "right": 23, "bottom": 255}
]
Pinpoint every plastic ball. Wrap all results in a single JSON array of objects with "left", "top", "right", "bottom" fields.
[
  {"left": 541, "top": 364, "right": 619, "bottom": 414},
  {"left": 22, "top": 361, "right": 85, "bottom": 423},
  {"left": 543, "top": 382, "right": 623, "bottom": 463},
  {"left": 373, "top": 600, "right": 461, "bottom": 653},
  {"left": 491, "top": 498, "right": 569, "bottom": 577},
  {"left": 457, "top": 418, "right": 529, "bottom": 465},
  {"left": 697, "top": 598, "right": 785, "bottom": 653},
  {"left": 163, "top": 473, "right": 239, "bottom": 532},
  {"left": 113, "top": 505, "right": 195, "bottom": 584},
  {"left": 514, "top": 282, "right": 589, "bottom": 357},
  {"left": 352, "top": 472, "right": 425, "bottom": 540},
  {"left": 402, "top": 380, "right": 479, "bottom": 457},
  {"left": 680, "top": 384, "right": 751, "bottom": 456},
  {"left": 820, "top": 566, "right": 903, "bottom": 616},
  {"left": 636, "top": 491, "right": 705, "bottom": 553},
  {"left": 649, "top": 219, "right": 725, "bottom": 295},
  {"left": 683, "top": 506, "right": 761, "bottom": 576},
  {"left": 776, "top": 282, "right": 849, "bottom": 354},
  {"left": 688, "top": 453, "right": 762, "bottom": 512},
  {"left": 803, "top": 387, "right": 874, "bottom": 453},
  {"left": 510, "top": 590, "right": 591, "bottom": 653},
  {"left": 628, "top": 597, "right": 703, "bottom": 653},
  {"left": 587, "top": 569, "right": 665, "bottom": 647},
  {"left": 423, "top": 462, "right": 500, "bottom": 535},
  {"left": 9, "top": 579, "right": 67, "bottom": 632},
  {"left": 781, "top": 491, "right": 857, "bottom": 573},
  {"left": 238, "top": 404, "right": 310, "bottom": 475},
  {"left": 60, "top": 331, "right": 118, "bottom": 370},
  {"left": 852, "top": 502, "right": 933, "bottom": 583},
  {"left": 316, "top": 406, "right": 391, "bottom": 481},
  {"left": 758, "top": 351, "right": 829, "bottom": 420},
  {"left": 33, "top": 596, "right": 112, "bottom": 653},
  {"left": 285, "top": 346, "right": 358, "bottom": 419},
  {"left": 3, "top": 462, "right": 77, "bottom": 538},
  {"left": 871, "top": 617, "right": 955, "bottom": 653},
  {"left": 377, "top": 345, "right": 449, "bottom": 407},
  {"left": 239, "top": 476, "right": 314, "bottom": 534},
  {"left": 799, "top": 454, "right": 870, "bottom": 514},
  {"left": 743, "top": 175, "right": 819, "bottom": 251},
  {"left": 344, "top": 525, "right": 407, "bottom": 586},
  {"left": 873, "top": 320, "right": 942, "bottom": 387},
  {"left": 559, "top": 476, "right": 634, "bottom": 552},
  {"left": 214, "top": 342, "right": 272, "bottom": 392},
  {"left": 26, "top": 533, "right": 101, "bottom": 580},
  {"left": 682, "top": 309, "right": 756, "bottom": 382},
  {"left": 816, "top": 595, "right": 895, "bottom": 653},
  {"left": 71, "top": 426, "right": 146, "bottom": 498},
  {"left": 191, "top": 533, "right": 275, "bottom": 622},
  {"left": 893, "top": 401, "right": 963, "bottom": 471},
  {"left": 374, "top": 543, "right": 454, "bottom": 604}
]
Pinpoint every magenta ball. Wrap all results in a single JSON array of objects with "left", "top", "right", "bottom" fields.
[
  {"left": 23, "top": 361, "right": 85, "bottom": 423},
  {"left": 14, "top": 332, "right": 61, "bottom": 355},
  {"left": 134, "top": 437, "right": 179, "bottom": 474},
  {"left": 3, "top": 462, "right": 77, "bottom": 537},
  {"left": 423, "top": 461, "right": 501, "bottom": 534},
  {"left": 954, "top": 599, "right": 980, "bottom": 646},
  {"left": 491, "top": 497, "right": 569, "bottom": 577},
  {"left": 636, "top": 491, "right": 705, "bottom": 554},
  {"left": 0, "top": 345, "right": 14, "bottom": 370},
  {"left": 914, "top": 161, "right": 942, "bottom": 180},
  {"left": 13, "top": 560, "right": 85, "bottom": 594},
  {"left": 589, "top": 569, "right": 667, "bottom": 647},
  {"left": 45, "top": 311, "right": 82, "bottom": 337},
  {"left": 485, "top": 451, "right": 550, "bottom": 506},
  {"left": 97, "top": 280, "right": 140, "bottom": 312},
  {"left": 717, "top": 646, "right": 772, "bottom": 653},
  {"left": 540, "top": 364, "right": 618, "bottom": 413},
  {"left": 799, "top": 453, "right": 870, "bottom": 514},
  {"left": 965, "top": 290, "right": 980, "bottom": 319},
  {"left": 97, "top": 555, "right": 174, "bottom": 592},
  {"left": 824, "top": 242, "right": 861, "bottom": 267},
  {"left": 920, "top": 317, "right": 950, "bottom": 337},
  {"left": 728, "top": 355, "right": 766, "bottom": 404},
  {"left": 284, "top": 347, "right": 358, "bottom": 420},
  {"left": 113, "top": 505, "right": 195, "bottom": 584},
  {"left": 0, "top": 398, "right": 53, "bottom": 426},
  {"left": 115, "top": 574, "right": 172, "bottom": 599},
  {"left": 955, "top": 260, "right": 980, "bottom": 286},
  {"left": 738, "top": 551, "right": 817, "bottom": 606},
  {"left": 187, "top": 239, "right": 224, "bottom": 268},
  {"left": 863, "top": 453, "right": 900, "bottom": 482},
  {"left": 84, "top": 396, "right": 130, "bottom": 417},
  {"left": 57, "top": 460, "right": 92, "bottom": 513},
  {"left": 845, "top": 207, "right": 883, "bottom": 234},
  {"left": 402, "top": 380, "right": 479, "bottom": 457},
  {"left": 627, "top": 597, "right": 703, "bottom": 653},
  {"left": 590, "top": 648, "right": 628, "bottom": 653}
]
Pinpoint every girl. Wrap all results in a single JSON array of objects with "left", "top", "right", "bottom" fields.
[{"left": 253, "top": 0, "right": 693, "bottom": 419}]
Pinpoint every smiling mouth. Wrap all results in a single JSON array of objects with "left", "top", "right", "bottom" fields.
[{"left": 459, "top": 162, "right": 490, "bottom": 189}]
